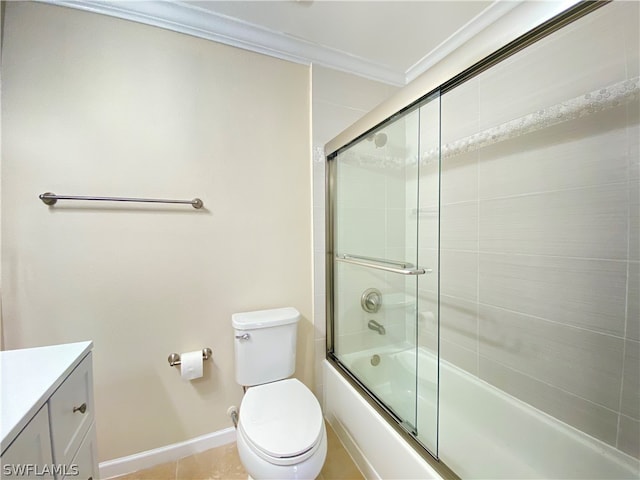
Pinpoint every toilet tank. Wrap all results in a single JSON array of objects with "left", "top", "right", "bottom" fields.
[{"left": 232, "top": 307, "right": 300, "bottom": 386}]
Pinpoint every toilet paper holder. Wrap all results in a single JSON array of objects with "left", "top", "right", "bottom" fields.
[{"left": 168, "top": 348, "right": 212, "bottom": 367}]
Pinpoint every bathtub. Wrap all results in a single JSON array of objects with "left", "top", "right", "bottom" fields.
[
  {"left": 345, "top": 347, "right": 438, "bottom": 445},
  {"left": 324, "top": 347, "right": 639, "bottom": 479}
]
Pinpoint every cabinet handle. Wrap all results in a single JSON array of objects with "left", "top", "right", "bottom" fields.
[{"left": 73, "top": 403, "right": 87, "bottom": 414}]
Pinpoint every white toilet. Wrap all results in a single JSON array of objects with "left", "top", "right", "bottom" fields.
[{"left": 232, "top": 307, "right": 327, "bottom": 480}]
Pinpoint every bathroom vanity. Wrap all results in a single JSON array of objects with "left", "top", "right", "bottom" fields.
[{"left": 0, "top": 341, "right": 98, "bottom": 479}]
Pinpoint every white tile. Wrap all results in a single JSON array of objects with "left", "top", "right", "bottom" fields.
[
  {"left": 477, "top": 107, "right": 630, "bottom": 200},
  {"left": 621, "top": 339, "right": 640, "bottom": 420},
  {"left": 312, "top": 158, "right": 326, "bottom": 209},
  {"left": 336, "top": 207, "right": 386, "bottom": 256},
  {"left": 621, "top": 1, "right": 640, "bottom": 77},
  {"left": 417, "top": 208, "right": 440, "bottom": 250},
  {"left": 629, "top": 178, "right": 639, "bottom": 262},
  {"left": 441, "top": 151, "right": 478, "bottom": 205},
  {"left": 385, "top": 208, "right": 408, "bottom": 249},
  {"left": 441, "top": 201, "right": 478, "bottom": 252},
  {"left": 478, "top": 304, "right": 624, "bottom": 410},
  {"left": 417, "top": 289, "right": 437, "bottom": 335},
  {"left": 417, "top": 247, "right": 438, "bottom": 294},
  {"left": 628, "top": 262, "right": 640, "bottom": 341},
  {"left": 618, "top": 414, "right": 640, "bottom": 459},
  {"left": 418, "top": 159, "right": 440, "bottom": 209},
  {"left": 419, "top": 92, "right": 440, "bottom": 136},
  {"left": 315, "top": 336, "right": 327, "bottom": 355},
  {"left": 441, "top": 250, "right": 478, "bottom": 301},
  {"left": 477, "top": 4, "right": 628, "bottom": 132},
  {"left": 479, "top": 184, "right": 629, "bottom": 260},
  {"left": 386, "top": 173, "right": 409, "bottom": 209},
  {"left": 313, "top": 250, "right": 325, "bottom": 293},
  {"left": 479, "top": 355, "right": 620, "bottom": 446},
  {"left": 336, "top": 168, "right": 386, "bottom": 210},
  {"left": 626, "top": 89, "right": 638, "bottom": 264},
  {"left": 418, "top": 330, "right": 438, "bottom": 357},
  {"left": 479, "top": 253, "right": 627, "bottom": 336},
  {"left": 441, "top": 77, "right": 479, "bottom": 145},
  {"left": 314, "top": 337, "right": 327, "bottom": 381},
  {"left": 313, "top": 206, "right": 326, "bottom": 254},
  {"left": 441, "top": 339, "right": 478, "bottom": 375},
  {"left": 314, "top": 293, "right": 326, "bottom": 339},
  {"left": 440, "top": 294, "right": 478, "bottom": 353}
]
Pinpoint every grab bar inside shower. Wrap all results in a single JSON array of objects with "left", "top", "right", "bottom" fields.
[{"left": 335, "top": 253, "right": 431, "bottom": 276}]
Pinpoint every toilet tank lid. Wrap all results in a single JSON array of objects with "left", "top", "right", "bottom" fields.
[{"left": 232, "top": 307, "right": 300, "bottom": 330}]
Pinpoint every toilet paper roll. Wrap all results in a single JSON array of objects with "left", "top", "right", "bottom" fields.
[{"left": 180, "top": 350, "right": 203, "bottom": 381}]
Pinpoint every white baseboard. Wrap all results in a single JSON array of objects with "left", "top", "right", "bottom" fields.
[{"left": 99, "top": 427, "right": 236, "bottom": 479}]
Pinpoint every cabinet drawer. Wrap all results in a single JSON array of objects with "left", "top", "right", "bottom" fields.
[
  {"left": 64, "top": 423, "right": 98, "bottom": 480},
  {"left": 49, "top": 353, "right": 94, "bottom": 467},
  {"left": 1, "top": 405, "right": 54, "bottom": 480}
]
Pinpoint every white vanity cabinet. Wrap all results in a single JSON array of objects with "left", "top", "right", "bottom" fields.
[
  {"left": 1, "top": 342, "right": 98, "bottom": 480},
  {"left": 1, "top": 405, "right": 55, "bottom": 479}
]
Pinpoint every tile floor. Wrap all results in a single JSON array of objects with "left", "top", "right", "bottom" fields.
[{"left": 112, "top": 422, "right": 363, "bottom": 480}]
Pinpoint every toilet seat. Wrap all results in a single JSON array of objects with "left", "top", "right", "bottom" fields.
[{"left": 238, "top": 378, "right": 324, "bottom": 466}]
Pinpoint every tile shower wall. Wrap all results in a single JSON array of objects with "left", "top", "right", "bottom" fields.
[
  {"left": 333, "top": 123, "right": 418, "bottom": 357},
  {"left": 430, "top": 2, "right": 639, "bottom": 459},
  {"left": 312, "top": 66, "right": 397, "bottom": 398}
]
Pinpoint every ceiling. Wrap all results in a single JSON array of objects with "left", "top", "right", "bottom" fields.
[{"left": 55, "top": 0, "right": 518, "bottom": 86}]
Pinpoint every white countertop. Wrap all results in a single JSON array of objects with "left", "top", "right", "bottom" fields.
[{"left": 0, "top": 341, "right": 93, "bottom": 453}]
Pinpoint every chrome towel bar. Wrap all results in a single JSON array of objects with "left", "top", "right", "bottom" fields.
[
  {"left": 39, "top": 192, "right": 204, "bottom": 209},
  {"left": 336, "top": 253, "right": 431, "bottom": 276}
]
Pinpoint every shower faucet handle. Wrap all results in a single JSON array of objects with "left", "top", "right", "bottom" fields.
[{"left": 361, "top": 288, "right": 382, "bottom": 313}]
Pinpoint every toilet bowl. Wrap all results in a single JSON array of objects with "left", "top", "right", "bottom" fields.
[
  {"left": 236, "top": 379, "right": 327, "bottom": 479},
  {"left": 232, "top": 308, "right": 327, "bottom": 479}
]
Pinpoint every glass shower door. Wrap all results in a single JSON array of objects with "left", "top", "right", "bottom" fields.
[{"left": 329, "top": 92, "right": 440, "bottom": 455}]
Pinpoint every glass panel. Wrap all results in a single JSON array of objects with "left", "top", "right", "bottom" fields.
[
  {"left": 331, "top": 92, "right": 441, "bottom": 454},
  {"left": 437, "top": 2, "right": 639, "bottom": 479},
  {"left": 333, "top": 107, "right": 421, "bottom": 432},
  {"left": 416, "top": 93, "right": 441, "bottom": 454}
]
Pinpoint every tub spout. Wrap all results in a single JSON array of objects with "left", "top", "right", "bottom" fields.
[{"left": 368, "top": 319, "right": 386, "bottom": 335}]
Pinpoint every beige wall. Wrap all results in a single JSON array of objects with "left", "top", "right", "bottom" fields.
[{"left": 1, "top": 1, "right": 311, "bottom": 462}]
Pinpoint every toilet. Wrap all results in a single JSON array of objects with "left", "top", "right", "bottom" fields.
[{"left": 232, "top": 307, "right": 327, "bottom": 479}]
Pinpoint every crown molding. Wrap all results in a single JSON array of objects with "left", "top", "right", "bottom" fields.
[
  {"left": 38, "top": 0, "right": 406, "bottom": 86},
  {"left": 36, "top": 0, "right": 526, "bottom": 87},
  {"left": 404, "top": 1, "right": 521, "bottom": 84}
]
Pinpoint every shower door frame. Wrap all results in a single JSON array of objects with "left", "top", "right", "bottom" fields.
[
  {"left": 325, "top": 101, "right": 430, "bottom": 438},
  {"left": 324, "top": 0, "right": 609, "bottom": 473}
]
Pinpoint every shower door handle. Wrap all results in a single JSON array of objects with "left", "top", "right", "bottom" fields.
[{"left": 335, "top": 254, "right": 431, "bottom": 275}]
